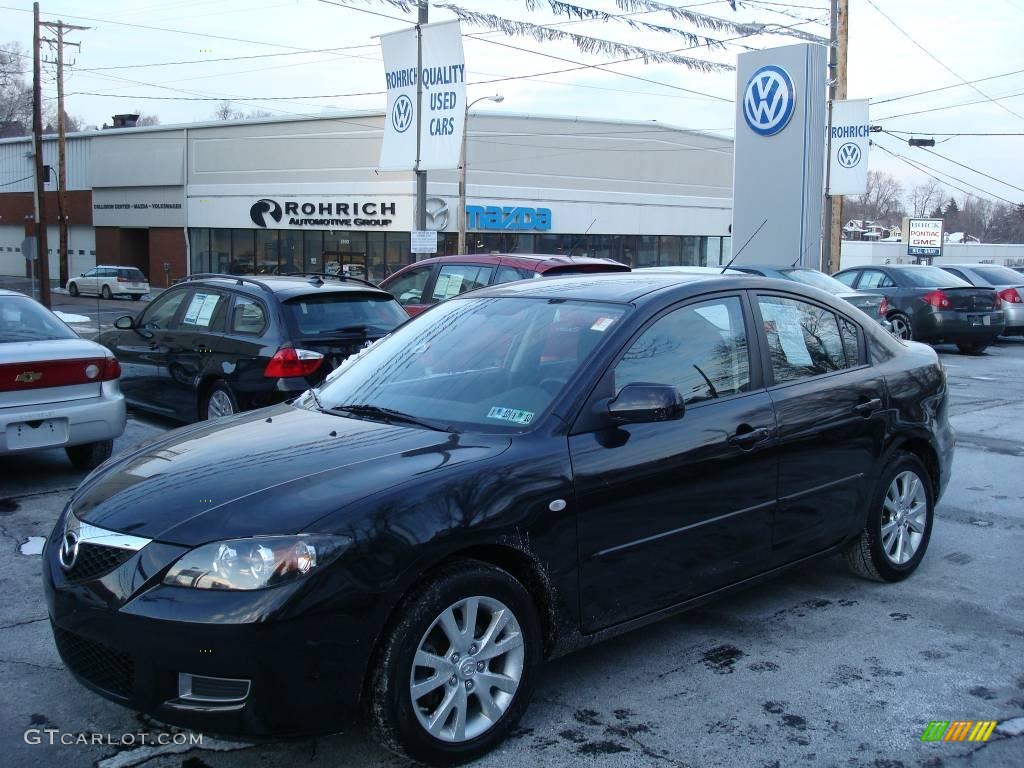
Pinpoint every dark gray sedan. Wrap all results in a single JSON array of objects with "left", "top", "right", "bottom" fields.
[
  {"left": 833, "top": 264, "right": 1004, "bottom": 354},
  {"left": 938, "top": 263, "right": 1024, "bottom": 335},
  {"left": 733, "top": 265, "right": 888, "bottom": 324}
]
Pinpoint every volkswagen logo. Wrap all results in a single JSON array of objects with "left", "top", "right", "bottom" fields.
[
  {"left": 249, "top": 198, "right": 282, "bottom": 228},
  {"left": 837, "top": 142, "right": 862, "bottom": 168},
  {"left": 59, "top": 530, "right": 80, "bottom": 571},
  {"left": 392, "top": 94, "right": 414, "bottom": 134},
  {"left": 743, "top": 65, "right": 796, "bottom": 137},
  {"left": 425, "top": 197, "right": 449, "bottom": 231}
]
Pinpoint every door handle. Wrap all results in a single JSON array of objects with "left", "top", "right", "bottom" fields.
[
  {"left": 728, "top": 426, "right": 771, "bottom": 449},
  {"left": 853, "top": 398, "right": 882, "bottom": 417}
]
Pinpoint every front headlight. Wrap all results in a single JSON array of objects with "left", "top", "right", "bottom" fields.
[{"left": 163, "top": 535, "right": 350, "bottom": 590}]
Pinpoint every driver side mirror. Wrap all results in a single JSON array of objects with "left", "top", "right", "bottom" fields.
[
  {"left": 608, "top": 383, "right": 685, "bottom": 424},
  {"left": 114, "top": 315, "right": 135, "bottom": 330}
]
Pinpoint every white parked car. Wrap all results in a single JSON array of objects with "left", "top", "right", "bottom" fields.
[
  {"left": 67, "top": 265, "right": 149, "bottom": 301},
  {"left": 0, "top": 290, "right": 126, "bottom": 469}
]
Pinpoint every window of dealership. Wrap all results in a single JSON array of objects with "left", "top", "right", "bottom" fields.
[{"left": 187, "top": 228, "right": 730, "bottom": 282}]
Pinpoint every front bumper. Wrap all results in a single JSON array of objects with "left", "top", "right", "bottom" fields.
[
  {"left": 42, "top": 520, "right": 375, "bottom": 738},
  {"left": 0, "top": 384, "right": 126, "bottom": 454},
  {"left": 913, "top": 310, "right": 1005, "bottom": 343}
]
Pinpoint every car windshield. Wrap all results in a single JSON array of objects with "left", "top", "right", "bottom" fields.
[
  {"left": 282, "top": 293, "right": 409, "bottom": 336},
  {"left": 313, "top": 296, "right": 628, "bottom": 431},
  {"left": 900, "top": 267, "right": 972, "bottom": 287},
  {"left": 0, "top": 296, "right": 78, "bottom": 342},
  {"left": 968, "top": 265, "right": 1024, "bottom": 285},
  {"left": 780, "top": 269, "right": 854, "bottom": 294}
]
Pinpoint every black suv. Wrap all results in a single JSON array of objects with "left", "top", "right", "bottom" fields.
[{"left": 100, "top": 273, "right": 408, "bottom": 422}]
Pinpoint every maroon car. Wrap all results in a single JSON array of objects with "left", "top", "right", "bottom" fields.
[{"left": 379, "top": 253, "right": 630, "bottom": 316}]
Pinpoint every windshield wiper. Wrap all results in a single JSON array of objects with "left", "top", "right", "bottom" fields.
[{"left": 327, "top": 403, "right": 452, "bottom": 432}]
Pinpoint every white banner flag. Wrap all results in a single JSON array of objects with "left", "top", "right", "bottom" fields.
[
  {"left": 379, "top": 20, "right": 466, "bottom": 172},
  {"left": 828, "top": 98, "right": 870, "bottom": 195}
]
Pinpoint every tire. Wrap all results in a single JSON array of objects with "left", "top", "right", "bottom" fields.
[
  {"left": 888, "top": 313, "right": 912, "bottom": 341},
  {"left": 101, "top": 284, "right": 112, "bottom": 300},
  {"left": 957, "top": 342, "right": 988, "bottom": 355},
  {"left": 843, "top": 452, "right": 935, "bottom": 583},
  {"left": 65, "top": 440, "right": 113, "bottom": 470},
  {"left": 200, "top": 381, "right": 238, "bottom": 420},
  {"left": 131, "top": 294, "right": 142, "bottom": 302},
  {"left": 367, "top": 560, "right": 543, "bottom": 765},
  {"left": 68, "top": 282, "right": 79, "bottom": 297}
]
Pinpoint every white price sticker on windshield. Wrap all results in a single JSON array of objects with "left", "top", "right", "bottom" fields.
[
  {"left": 591, "top": 317, "right": 616, "bottom": 332},
  {"left": 486, "top": 406, "right": 534, "bottom": 425}
]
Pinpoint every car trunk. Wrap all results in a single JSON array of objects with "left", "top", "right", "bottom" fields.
[
  {"left": 297, "top": 331, "right": 381, "bottom": 384},
  {"left": 0, "top": 339, "right": 109, "bottom": 408},
  {"left": 939, "top": 287, "right": 1000, "bottom": 312}
]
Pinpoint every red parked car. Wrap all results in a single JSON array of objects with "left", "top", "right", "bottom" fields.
[{"left": 379, "top": 253, "right": 630, "bottom": 315}]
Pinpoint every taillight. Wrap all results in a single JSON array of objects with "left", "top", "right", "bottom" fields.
[
  {"left": 264, "top": 348, "right": 323, "bottom": 378},
  {"left": 0, "top": 356, "right": 119, "bottom": 392},
  {"left": 921, "top": 290, "right": 951, "bottom": 309},
  {"left": 998, "top": 288, "right": 1021, "bottom": 304},
  {"left": 116, "top": 276, "right": 128, "bottom": 282},
  {"left": 878, "top": 296, "right": 889, "bottom": 317}
]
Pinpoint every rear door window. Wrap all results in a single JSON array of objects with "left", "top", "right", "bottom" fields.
[
  {"left": 282, "top": 293, "right": 408, "bottom": 337},
  {"left": 758, "top": 296, "right": 849, "bottom": 384},
  {"left": 494, "top": 266, "right": 536, "bottom": 285},
  {"left": 429, "top": 265, "right": 495, "bottom": 302}
]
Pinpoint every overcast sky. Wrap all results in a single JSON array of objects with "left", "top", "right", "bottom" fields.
[{"left": 2, "top": 0, "right": 1022, "bottom": 205}]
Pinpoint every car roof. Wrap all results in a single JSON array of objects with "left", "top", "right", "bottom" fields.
[
  {"left": 176, "top": 274, "right": 393, "bottom": 300},
  {"left": 392, "top": 253, "right": 628, "bottom": 271},
  {"left": 471, "top": 271, "right": 771, "bottom": 304},
  {"left": 636, "top": 266, "right": 745, "bottom": 275}
]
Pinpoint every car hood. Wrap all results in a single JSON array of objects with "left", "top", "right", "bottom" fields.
[{"left": 71, "top": 404, "right": 511, "bottom": 546}]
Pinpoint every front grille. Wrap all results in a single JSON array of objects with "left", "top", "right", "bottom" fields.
[
  {"left": 53, "top": 626, "right": 134, "bottom": 698},
  {"left": 64, "top": 543, "right": 134, "bottom": 583}
]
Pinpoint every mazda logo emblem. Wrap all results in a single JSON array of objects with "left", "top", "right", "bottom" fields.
[
  {"left": 743, "top": 65, "right": 796, "bottom": 137},
  {"left": 249, "top": 198, "right": 283, "bottom": 228},
  {"left": 392, "top": 94, "right": 414, "bottom": 134},
  {"left": 837, "top": 142, "right": 862, "bottom": 168},
  {"left": 425, "top": 197, "right": 449, "bottom": 231},
  {"left": 59, "top": 530, "right": 79, "bottom": 571}
]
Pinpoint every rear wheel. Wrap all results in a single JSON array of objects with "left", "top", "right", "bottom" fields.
[
  {"left": 68, "top": 282, "right": 79, "bottom": 297},
  {"left": 65, "top": 440, "right": 113, "bottom": 470},
  {"left": 367, "top": 560, "right": 542, "bottom": 765},
  {"left": 888, "top": 313, "right": 912, "bottom": 340},
  {"left": 101, "top": 284, "right": 112, "bottom": 300},
  {"left": 200, "top": 381, "right": 238, "bottom": 419},
  {"left": 956, "top": 342, "right": 988, "bottom": 355},
  {"left": 843, "top": 452, "right": 934, "bottom": 582},
  {"left": 131, "top": 294, "right": 142, "bottom": 302}
]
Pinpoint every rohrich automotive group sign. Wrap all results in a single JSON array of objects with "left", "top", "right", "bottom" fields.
[
  {"left": 186, "top": 196, "right": 406, "bottom": 231},
  {"left": 907, "top": 218, "right": 944, "bottom": 259}
]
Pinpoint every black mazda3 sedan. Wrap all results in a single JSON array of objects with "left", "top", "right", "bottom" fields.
[{"left": 44, "top": 273, "right": 954, "bottom": 764}]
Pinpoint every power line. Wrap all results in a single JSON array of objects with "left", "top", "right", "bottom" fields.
[
  {"left": 0, "top": 174, "right": 34, "bottom": 187},
  {"left": 872, "top": 67, "right": 1024, "bottom": 106},
  {"left": 875, "top": 89, "right": 1024, "bottom": 122},
  {"left": 863, "top": 0, "right": 1024, "bottom": 124},
  {"left": 883, "top": 130, "right": 1024, "bottom": 137},
  {"left": 75, "top": 45, "right": 380, "bottom": 71},
  {"left": 873, "top": 139, "right": 1019, "bottom": 205},
  {"left": 917, "top": 145, "right": 1024, "bottom": 195}
]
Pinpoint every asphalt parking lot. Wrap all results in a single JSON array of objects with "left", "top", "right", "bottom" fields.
[{"left": 1, "top": 342, "right": 1022, "bottom": 768}]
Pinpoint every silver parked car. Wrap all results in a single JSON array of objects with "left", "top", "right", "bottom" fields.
[
  {"left": 938, "top": 264, "right": 1024, "bottom": 335},
  {"left": 0, "top": 290, "right": 126, "bottom": 469}
]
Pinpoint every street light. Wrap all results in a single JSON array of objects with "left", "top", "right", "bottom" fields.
[{"left": 459, "top": 94, "right": 504, "bottom": 255}]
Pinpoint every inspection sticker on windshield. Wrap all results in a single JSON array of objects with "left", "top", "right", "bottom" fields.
[
  {"left": 487, "top": 406, "right": 534, "bottom": 425},
  {"left": 591, "top": 317, "right": 617, "bottom": 332}
]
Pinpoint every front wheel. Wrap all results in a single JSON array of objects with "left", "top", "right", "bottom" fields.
[
  {"left": 843, "top": 452, "right": 934, "bottom": 582},
  {"left": 957, "top": 342, "right": 988, "bottom": 355},
  {"left": 367, "top": 561, "right": 542, "bottom": 765},
  {"left": 888, "top": 313, "right": 912, "bottom": 340},
  {"left": 65, "top": 440, "right": 113, "bottom": 470}
]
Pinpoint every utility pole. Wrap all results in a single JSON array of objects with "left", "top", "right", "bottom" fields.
[
  {"left": 32, "top": 1, "right": 51, "bottom": 308},
  {"left": 42, "top": 18, "right": 89, "bottom": 289},
  {"left": 822, "top": 0, "right": 849, "bottom": 273},
  {"left": 414, "top": 0, "right": 428, "bottom": 253}
]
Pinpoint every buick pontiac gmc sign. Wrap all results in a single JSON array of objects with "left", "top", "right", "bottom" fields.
[{"left": 248, "top": 199, "right": 398, "bottom": 228}]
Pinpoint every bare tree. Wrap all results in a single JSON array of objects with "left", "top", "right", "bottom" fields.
[
  {"left": 0, "top": 42, "right": 31, "bottom": 137},
  {"left": 907, "top": 179, "right": 945, "bottom": 217},
  {"left": 845, "top": 171, "right": 906, "bottom": 225},
  {"left": 135, "top": 113, "right": 160, "bottom": 126},
  {"left": 212, "top": 101, "right": 273, "bottom": 121}
]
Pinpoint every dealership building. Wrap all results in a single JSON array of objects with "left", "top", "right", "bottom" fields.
[{"left": 0, "top": 111, "right": 734, "bottom": 286}]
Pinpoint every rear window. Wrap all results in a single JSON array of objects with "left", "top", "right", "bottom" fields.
[
  {"left": 117, "top": 268, "right": 146, "bottom": 281},
  {"left": 969, "top": 266, "right": 1023, "bottom": 284},
  {"left": 899, "top": 267, "right": 972, "bottom": 288},
  {"left": 0, "top": 296, "right": 77, "bottom": 342},
  {"left": 283, "top": 293, "right": 408, "bottom": 337},
  {"left": 780, "top": 268, "right": 853, "bottom": 294}
]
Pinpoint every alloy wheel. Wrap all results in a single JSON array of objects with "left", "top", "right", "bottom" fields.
[
  {"left": 890, "top": 316, "right": 911, "bottom": 340},
  {"left": 410, "top": 596, "right": 525, "bottom": 743},
  {"left": 880, "top": 470, "right": 928, "bottom": 565},
  {"left": 207, "top": 390, "right": 235, "bottom": 418}
]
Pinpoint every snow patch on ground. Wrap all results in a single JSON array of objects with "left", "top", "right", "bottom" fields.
[
  {"left": 18, "top": 537, "right": 45, "bottom": 556},
  {"left": 997, "top": 716, "right": 1024, "bottom": 737},
  {"left": 53, "top": 311, "right": 91, "bottom": 323}
]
